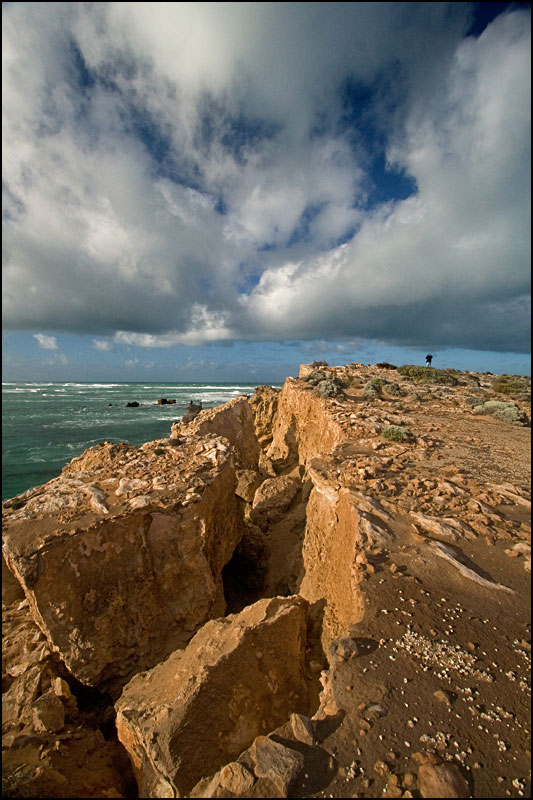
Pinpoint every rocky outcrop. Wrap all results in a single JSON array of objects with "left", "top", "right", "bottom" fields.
[
  {"left": 265, "top": 378, "right": 349, "bottom": 469},
  {"left": 172, "top": 396, "right": 260, "bottom": 471},
  {"left": 2, "top": 363, "right": 531, "bottom": 799},
  {"left": 300, "top": 484, "right": 367, "bottom": 647},
  {"left": 115, "top": 596, "right": 310, "bottom": 797},
  {"left": 2, "top": 435, "right": 243, "bottom": 694}
]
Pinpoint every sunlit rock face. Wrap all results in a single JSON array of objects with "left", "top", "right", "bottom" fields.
[
  {"left": 171, "top": 395, "right": 260, "bottom": 470},
  {"left": 2, "top": 434, "right": 243, "bottom": 694},
  {"left": 115, "top": 595, "right": 310, "bottom": 798}
]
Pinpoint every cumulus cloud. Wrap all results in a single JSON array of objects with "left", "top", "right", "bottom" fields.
[
  {"left": 2, "top": 3, "right": 530, "bottom": 354},
  {"left": 33, "top": 333, "right": 58, "bottom": 350},
  {"left": 92, "top": 339, "right": 112, "bottom": 351}
]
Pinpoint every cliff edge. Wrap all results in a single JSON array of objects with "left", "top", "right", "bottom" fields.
[{"left": 2, "top": 364, "right": 531, "bottom": 798}]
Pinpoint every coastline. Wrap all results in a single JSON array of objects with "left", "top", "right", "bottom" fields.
[{"left": 2, "top": 364, "right": 531, "bottom": 798}]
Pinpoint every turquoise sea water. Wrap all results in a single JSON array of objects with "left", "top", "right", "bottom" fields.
[{"left": 2, "top": 381, "right": 276, "bottom": 502}]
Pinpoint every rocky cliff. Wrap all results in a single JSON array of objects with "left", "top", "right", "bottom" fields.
[{"left": 2, "top": 364, "right": 531, "bottom": 799}]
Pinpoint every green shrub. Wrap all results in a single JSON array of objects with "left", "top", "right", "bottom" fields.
[
  {"left": 472, "top": 400, "right": 530, "bottom": 426},
  {"left": 363, "top": 381, "right": 382, "bottom": 399},
  {"left": 153, "top": 448, "right": 165, "bottom": 455},
  {"left": 315, "top": 379, "right": 344, "bottom": 398},
  {"left": 492, "top": 379, "right": 526, "bottom": 395},
  {"left": 398, "top": 365, "right": 458, "bottom": 385},
  {"left": 304, "top": 369, "right": 327, "bottom": 385},
  {"left": 10, "top": 498, "right": 25, "bottom": 510},
  {"left": 385, "top": 383, "right": 407, "bottom": 397},
  {"left": 381, "top": 425, "right": 416, "bottom": 443},
  {"left": 311, "top": 360, "right": 329, "bottom": 367},
  {"left": 375, "top": 362, "right": 397, "bottom": 369}
]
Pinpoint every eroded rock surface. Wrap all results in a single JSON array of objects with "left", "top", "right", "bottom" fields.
[
  {"left": 115, "top": 596, "right": 310, "bottom": 797},
  {"left": 2, "top": 363, "right": 531, "bottom": 799},
  {"left": 3, "top": 434, "right": 242, "bottom": 693}
]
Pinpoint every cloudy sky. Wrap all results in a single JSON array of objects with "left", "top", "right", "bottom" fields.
[{"left": 2, "top": 2, "right": 531, "bottom": 381}]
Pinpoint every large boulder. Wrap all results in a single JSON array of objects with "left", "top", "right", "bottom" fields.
[
  {"left": 171, "top": 396, "right": 260, "bottom": 471},
  {"left": 251, "top": 475, "right": 300, "bottom": 530},
  {"left": 2, "top": 436, "right": 242, "bottom": 694},
  {"left": 115, "top": 596, "right": 310, "bottom": 797}
]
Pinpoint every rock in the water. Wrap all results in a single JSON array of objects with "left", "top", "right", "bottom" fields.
[{"left": 115, "top": 596, "right": 310, "bottom": 797}]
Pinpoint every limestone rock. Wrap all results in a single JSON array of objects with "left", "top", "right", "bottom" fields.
[
  {"left": 265, "top": 379, "right": 348, "bottom": 468},
  {"left": 249, "top": 735, "right": 304, "bottom": 794},
  {"left": 417, "top": 761, "right": 470, "bottom": 798},
  {"left": 171, "top": 396, "right": 260, "bottom": 470},
  {"left": 410, "top": 512, "right": 461, "bottom": 543},
  {"left": 2, "top": 554, "right": 25, "bottom": 605},
  {"left": 249, "top": 385, "right": 280, "bottom": 450},
  {"left": 300, "top": 486, "right": 365, "bottom": 648},
  {"left": 251, "top": 475, "right": 300, "bottom": 528},
  {"left": 235, "top": 469, "right": 263, "bottom": 502},
  {"left": 2, "top": 436, "right": 242, "bottom": 693},
  {"left": 31, "top": 690, "right": 65, "bottom": 732},
  {"left": 115, "top": 596, "right": 310, "bottom": 797},
  {"left": 290, "top": 712, "right": 316, "bottom": 745}
]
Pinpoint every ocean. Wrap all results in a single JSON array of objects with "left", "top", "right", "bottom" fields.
[{"left": 2, "top": 381, "right": 277, "bottom": 502}]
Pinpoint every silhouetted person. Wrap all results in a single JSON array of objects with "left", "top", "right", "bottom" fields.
[{"left": 425, "top": 354, "right": 433, "bottom": 367}]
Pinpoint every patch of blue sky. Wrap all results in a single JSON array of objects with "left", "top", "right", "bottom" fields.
[
  {"left": 69, "top": 40, "right": 96, "bottom": 91},
  {"left": 235, "top": 264, "right": 263, "bottom": 294},
  {"left": 339, "top": 76, "right": 417, "bottom": 210},
  {"left": 195, "top": 93, "right": 280, "bottom": 164},
  {"left": 287, "top": 204, "right": 326, "bottom": 247},
  {"left": 214, "top": 196, "right": 228, "bottom": 216},
  {"left": 466, "top": 2, "right": 530, "bottom": 37}
]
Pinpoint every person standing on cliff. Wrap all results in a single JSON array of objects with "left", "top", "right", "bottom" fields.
[{"left": 425, "top": 354, "right": 433, "bottom": 367}]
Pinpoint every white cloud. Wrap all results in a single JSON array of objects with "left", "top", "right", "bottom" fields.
[
  {"left": 33, "top": 333, "right": 58, "bottom": 350},
  {"left": 92, "top": 339, "right": 112, "bottom": 351},
  {"left": 2, "top": 4, "right": 530, "bottom": 354}
]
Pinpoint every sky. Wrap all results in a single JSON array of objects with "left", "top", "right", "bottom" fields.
[{"left": 2, "top": 2, "right": 531, "bottom": 382}]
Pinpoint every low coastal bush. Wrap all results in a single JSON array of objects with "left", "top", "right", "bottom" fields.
[
  {"left": 492, "top": 377, "right": 529, "bottom": 395},
  {"left": 311, "top": 360, "right": 329, "bottom": 367},
  {"left": 315, "top": 378, "right": 344, "bottom": 398},
  {"left": 304, "top": 369, "right": 327, "bottom": 385},
  {"left": 385, "top": 383, "right": 407, "bottom": 397},
  {"left": 375, "top": 362, "right": 397, "bottom": 369},
  {"left": 381, "top": 424, "right": 416, "bottom": 443},
  {"left": 9, "top": 498, "right": 25, "bottom": 510},
  {"left": 303, "top": 369, "right": 345, "bottom": 397},
  {"left": 472, "top": 400, "right": 530, "bottom": 426},
  {"left": 363, "top": 381, "right": 382, "bottom": 399},
  {"left": 398, "top": 365, "right": 459, "bottom": 385},
  {"left": 465, "top": 395, "right": 486, "bottom": 407}
]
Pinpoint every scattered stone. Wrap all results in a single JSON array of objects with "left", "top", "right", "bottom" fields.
[
  {"left": 417, "top": 761, "right": 470, "bottom": 798},
  {"left": 31, "top": 691, "right": 65, "bottom": 733},
  {"left": 290, "top": 712, "right": 316, "bottom": 745},
  {"left": 249, "top": 735, "right": 304, "bottom": 794},
  {"left": 218, "top": 761, "right": 256, "bottom": 795},
  {"left": 433, "top": 689, "right": 453, "bottom": 705},
  {"left": 115, "top": 596, "right": 309, "bottom": 797}
]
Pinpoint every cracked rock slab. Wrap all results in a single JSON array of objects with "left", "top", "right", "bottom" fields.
[{"left": 115, "top": 596, "right": 310, "bottom": 798}]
